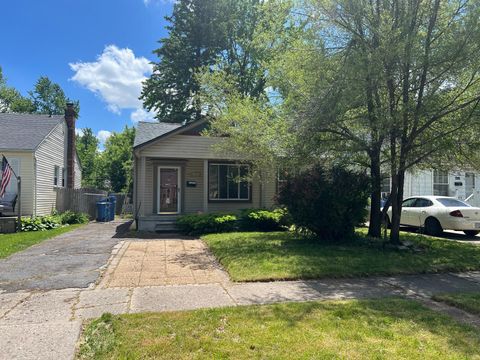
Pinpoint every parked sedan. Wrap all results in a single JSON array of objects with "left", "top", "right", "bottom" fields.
[{"left": 386, "top": 196, "right": 480, "bottom": 237}]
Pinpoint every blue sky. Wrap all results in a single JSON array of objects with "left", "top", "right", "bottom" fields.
[{"left": 0, "top": 0, "right": 173, "bottom": 144}]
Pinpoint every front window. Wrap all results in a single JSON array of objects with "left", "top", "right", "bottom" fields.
[
  {"left": 61, "top": 168, "right": 65, "bottom": 187},
  {"left": 54, "top": 166, "right": 59, "bottom": 186},
  {"left": 209, "top": 163, "right": 250, "bottom": 201},
  {"left": 433, "top": 170, "right": 449, "bottom": 196}
]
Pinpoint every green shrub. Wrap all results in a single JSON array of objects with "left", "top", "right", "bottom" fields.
[
  {"left": 21, "top": 216, "right": 61, "bottom": 232},
  {"left": 277, "top": 165, "right": 370, "bottom": 240},
  {"left": 176, "top": 213, "right": 238, "bottom": 235},
  {"left": 58, "top": 210, "right": 90, "bottom": 225},
  {"left": 239, "top": 208, "right": 290, "bottom": 232}
]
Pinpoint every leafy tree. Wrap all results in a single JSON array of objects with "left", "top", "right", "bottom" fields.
[
  {"left": 29, "top": 76, "right": 80, "bottom": 115},
  {"left": 76, "top": 128, "right": 99, "bottom": 188},
  {"left": 98, "top": 127, "right": 136, "bottom": 193},
  {"left": 0, "top": 67, "right": 35, "bottom": 113},
  {"left": 304, "top": 0, "right": 480, "bottom": 244},
  {"left": 142, "top": 0, "right": 227, "bottom": 123}
]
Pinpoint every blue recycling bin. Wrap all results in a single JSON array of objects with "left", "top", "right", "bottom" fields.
[
  {"left": 96, "top": 201, "right": 109, "bottom": 222},
  {"left": 108, "top": 195, "right": 116, "bottom": 221}
]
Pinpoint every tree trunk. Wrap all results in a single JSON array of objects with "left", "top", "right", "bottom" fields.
[
  {"left": 368, "top": 149, "right": 382, "bottom": 238},
  {"left": 390, "top": 168, "right": 406, "bottom": 245}
]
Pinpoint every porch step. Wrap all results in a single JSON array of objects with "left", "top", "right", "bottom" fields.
[
  {"left": 138, "top": 215, "right": 180, "bottom": 232},
  {"left": 155, "top": 220, "right": 178, "bottom": 233}
]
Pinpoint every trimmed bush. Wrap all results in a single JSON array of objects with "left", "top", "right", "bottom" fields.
[
  {"left": 58, "top": 210, "right": 90, "bottom": 225},
  {"left": 240, "top": 208, "right": 290, "bottom": 232},
  {"left": 277, "top": 165, "right": 370, "bottom": 240},
  {"left": 176, "top": 213, "right": 238, "bottom": 235},
  {"left": 21, "top": 216, "right": 61, "bottom": 232}
]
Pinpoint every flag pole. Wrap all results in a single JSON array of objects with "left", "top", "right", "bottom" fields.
[
  {"left": 1, "top": 154, "right": 21, "bottom": 232},
  {"left": 17, "top": 176, "right": 21, "bottom": 232}
]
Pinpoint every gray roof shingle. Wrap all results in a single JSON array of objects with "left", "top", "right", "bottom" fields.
[
  {"left": 0, "top": 113, "right": 64, "bottom": 151},
  {"left": 134, "top": 121, "right": 182, "bottom": 148}
]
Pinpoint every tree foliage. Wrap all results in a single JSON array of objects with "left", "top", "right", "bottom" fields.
[
  {"left": 0, "top": 67, "right": 35, "bottom": 113},
  {"left": 29, "top": 76, "right": 80, "bottom": 115},
  {"left": 96, "top": 127, "right": 136, "bottom": 194},
  {"left": 76, "top": 128, "right": 99, "bottom": 188}
]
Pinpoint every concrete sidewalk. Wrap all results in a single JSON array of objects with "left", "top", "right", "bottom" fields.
[{"left": 2, "top": 271, "right": 480, "bottom": 360}]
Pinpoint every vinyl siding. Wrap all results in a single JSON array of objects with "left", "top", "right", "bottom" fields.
[
  {"left": 34, "top": 122, "right": 66, "bottom": 215},
  {"left": 135, "top": 132, "right": 279, "bottom": 217},
  {"left": 0, "top": 151, "right": 34, "bottom": 216},
  {"left": 138, "top": 157, "right": 276, "bottom": 215},
  {"left": 139, "top": 135, "right": 242, "bottom": 160}
]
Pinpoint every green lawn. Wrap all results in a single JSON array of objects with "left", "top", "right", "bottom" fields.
[
  {"left": 202, "top": 230, "right": 480, "bottom": 281},
  {"left": 77, "top": 298, "right": 480, "bottom": 360},
  {"left": 0, "top": 224, "right": 82, "bottom": 259},
  {"left": 433, "top": 293, "right": 480, "bottom": 316}
]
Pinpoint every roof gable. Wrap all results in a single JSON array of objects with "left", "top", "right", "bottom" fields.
[
  {"left": 0, "top": 113, "right": 64, "bottom": 151},
  {"left": 133, "top": 119, "right": 207, "bottom": 149}
]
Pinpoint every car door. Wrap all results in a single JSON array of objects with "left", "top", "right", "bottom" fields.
[
  {"left": 409, "top": 198, "right": 434, "bottom": 227},
  {"left": 400, "top": 198, "right": 418, "bottom": 226}
]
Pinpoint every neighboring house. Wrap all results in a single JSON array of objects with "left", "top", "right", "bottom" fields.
[
  {"left": 382, "top": 169, "right": 480, "bottom": 207},
  {"left": 0, "top": 104, "right": 82, "bottom": 216},
  {"left": 133, "top": 119, "right": 277, "bottom": 231}
]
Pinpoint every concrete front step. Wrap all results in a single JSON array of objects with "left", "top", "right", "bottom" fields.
[{"left": 138, "top": 215, "right": 179, "bottom": 232}]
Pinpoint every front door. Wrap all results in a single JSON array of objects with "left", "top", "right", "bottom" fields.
[{"left": 158, "top": 167, "right": 180, "bottom": 214}]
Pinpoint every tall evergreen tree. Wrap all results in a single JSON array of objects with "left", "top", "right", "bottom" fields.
[
  {"left": 142, "top": 0, "right": 227, "bottom": 123},
  {"left": 29, "top": 76, "right": 80, "bottom": 115}
]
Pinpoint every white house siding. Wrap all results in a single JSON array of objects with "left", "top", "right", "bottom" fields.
[
  {"left": 0, "top": 151, "right": 35, "bottom": 216},
  {"left": 383, "top": 169, "right": 480, "bottom": 207},
  {"left": 34, "top": 122, "right": 66, "bottom": 215}
]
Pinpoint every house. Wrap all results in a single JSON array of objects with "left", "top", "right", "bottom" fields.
[
  {"left": 133, "top": 119, "right": 277, "bottom": 231},
  {"left": 0, "top": 104, "right": 82, "bottom": 216},
  {"left": 381, "top": 169, "right": 480, "bottom": 207}
]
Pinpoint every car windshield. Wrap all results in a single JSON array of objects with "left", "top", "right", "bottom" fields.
[{"left": 437, "top": 198, "right": 471, "bottom": 207}]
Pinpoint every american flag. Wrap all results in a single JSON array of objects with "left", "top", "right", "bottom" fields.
[{"left": 0, "top": 156, "right": 13, "bottom": 198}]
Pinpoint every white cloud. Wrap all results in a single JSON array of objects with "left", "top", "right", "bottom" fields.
[
  {"left": 96, "top": 130, "right": 112, "bottom": 145},
  {"left": 70, "top": 45, "right": 154, "bottom": 121},
  {"left": 130, "top": 108, "right": 156, "bottom": 123},
  {"left": 75, "top": 128, "right": 85, "bottom": 136}
]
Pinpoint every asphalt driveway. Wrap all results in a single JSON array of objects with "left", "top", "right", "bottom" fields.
[{"left": 0, "top": 220, "right": 129, "bottom": 293}]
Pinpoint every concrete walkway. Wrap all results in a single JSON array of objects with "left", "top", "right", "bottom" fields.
[
  {"left": 2, "top": 223, "right": 480, "bottom": 359},
  {"left": 2, "top": 272, "right": 480, "bottom": 359}
]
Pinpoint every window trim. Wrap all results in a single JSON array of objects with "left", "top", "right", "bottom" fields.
[
  {"left": 208, "top": 162, "right": 252, "bottom": 203},
  {"left": 433, "top": 170, "right": 449, "bottom": 196}
]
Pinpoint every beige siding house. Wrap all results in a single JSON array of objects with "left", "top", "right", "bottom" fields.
[
  {"left": 0, "top": 106, "right": 82, "bottom": 217},
  {"left": 133, "top": 119, "right": 277, "bottom": 231}
]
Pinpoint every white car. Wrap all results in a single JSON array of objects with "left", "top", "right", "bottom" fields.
[{"left": 386, "top": 196, "right": 480, "bottom": 237}]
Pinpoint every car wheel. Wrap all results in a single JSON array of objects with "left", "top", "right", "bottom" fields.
[
  {"left": 424, "top": 217, "right": 443, "bottom": 236},
  {"left": 464, "top": 230, "right": 480, "bottom": 237}
]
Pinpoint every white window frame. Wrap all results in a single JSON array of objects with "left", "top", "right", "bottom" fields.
[
  {"left": 433, "top": 170, "right": 449, "bottom": 196},
  {"left": 208, "top": 163, "right": 250, "bottom": 201}
]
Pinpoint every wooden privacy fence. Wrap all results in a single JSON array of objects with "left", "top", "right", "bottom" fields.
[{"left": 55, "top": 188, "right": 108, "bottom": 219}]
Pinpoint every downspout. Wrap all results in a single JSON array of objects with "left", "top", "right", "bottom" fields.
[{"left": 34, "top": 154, "right": 37, "bottom": 216}]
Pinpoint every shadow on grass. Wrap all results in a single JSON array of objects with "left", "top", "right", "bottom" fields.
[{"left": 203, "top": 231, "right": 480, "bottom": 281}]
